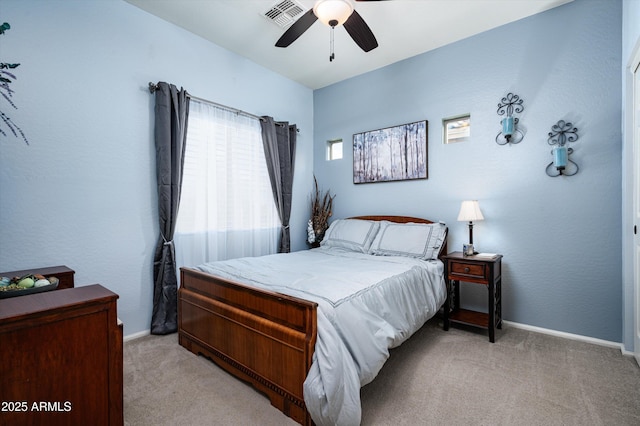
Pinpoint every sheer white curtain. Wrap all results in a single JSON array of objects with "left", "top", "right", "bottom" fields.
[{"left": 174, "top": 100, "right": 280, "bottom": 271}]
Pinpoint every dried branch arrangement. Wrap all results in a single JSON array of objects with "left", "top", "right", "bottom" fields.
[{"left": 307, "top": 176, "right": 335, "bottom": 246}]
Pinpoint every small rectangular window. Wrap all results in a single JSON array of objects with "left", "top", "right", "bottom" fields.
[
  {"left": 327, "top": 139, "right": 343, "bottom": 160},
  {"left": 443, "top": 115, "right": 470, "bottom": 144}
]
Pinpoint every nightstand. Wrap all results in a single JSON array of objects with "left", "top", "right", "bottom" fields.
[{"left": 442, "top": 251, "right": 503, "bottom": 342}]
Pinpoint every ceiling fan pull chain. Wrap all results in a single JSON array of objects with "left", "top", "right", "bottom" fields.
[{"left": 330, "top": 25, "right": 335, "bottom": 62}]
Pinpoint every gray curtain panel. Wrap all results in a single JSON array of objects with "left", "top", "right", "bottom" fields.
[
  {"left": 151, "top": 82, "right": 189, "bottom": 335},
  {"left": 261, "top": 116, "right": 297, "bottom": 253}
]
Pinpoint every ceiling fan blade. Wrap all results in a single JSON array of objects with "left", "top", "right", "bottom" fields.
[
  {"left": 275, "top": 9, "right": 318, "bottom": 48},
  {"left": 343, "top": 10, "right": 378, "bottom": 52}
]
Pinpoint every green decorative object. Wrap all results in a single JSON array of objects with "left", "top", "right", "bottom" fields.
[{"left": 0, "top": 21, "right": 28, "bottom": 144}]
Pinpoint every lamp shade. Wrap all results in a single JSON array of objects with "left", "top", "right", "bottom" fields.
[
  {"left": 313, "top": 0, "right": 354, "bottom": 26},
  {"left": 457, "top": 200, "right": 484, "bottom": 222}
]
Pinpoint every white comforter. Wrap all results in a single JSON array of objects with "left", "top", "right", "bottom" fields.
[{"left": 195, "top": 247, "right": 446, "bottom": 426}]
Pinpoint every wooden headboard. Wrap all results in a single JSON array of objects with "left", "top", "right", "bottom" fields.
[{"left": 348, "top": 215, "right": 448, "bottom": 260}]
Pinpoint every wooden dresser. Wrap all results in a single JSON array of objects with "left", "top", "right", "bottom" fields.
[{"left": 0, "top": 284, "right": 123, "bottom": 425}]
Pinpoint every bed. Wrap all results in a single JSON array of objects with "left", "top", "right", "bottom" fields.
[{"left": 178, "top": 215, "right": 448, "bottom": 425}]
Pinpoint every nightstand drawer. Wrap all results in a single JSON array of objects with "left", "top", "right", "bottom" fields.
[{"left": 449, "top": 261, "right": 486, "bottom": 280}]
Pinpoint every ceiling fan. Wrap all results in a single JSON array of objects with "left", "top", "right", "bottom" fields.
[{"left": 275, "top": 0, "right": 384, "bottom": 61}]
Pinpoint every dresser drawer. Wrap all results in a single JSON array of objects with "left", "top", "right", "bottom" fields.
[{"left": 449, "top": 261, "right": 487, "bottom": 281}]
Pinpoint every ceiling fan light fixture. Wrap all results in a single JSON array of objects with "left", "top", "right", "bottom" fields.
[{"left": 313, "top": 0, "right": 354, "bottom": 27}]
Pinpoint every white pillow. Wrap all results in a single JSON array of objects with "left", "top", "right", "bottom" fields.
[
  {"left": 320, "top": 219, "right": 380, "bottom": 253},
  {"left": 369, "top": 221, "right": 447, "bottom": 260}
]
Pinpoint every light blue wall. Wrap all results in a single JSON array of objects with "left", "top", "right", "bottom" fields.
[
  {"left": 622, "top": 0, "right": 640, "bottom": 351},
  {"left": 314, "top": 0, "right": 623, "bottom": 342},
  {"left": 623, "top": 0, "right": 640, "bottom": 61},
  {"left": 0, "top": 0, "right": 314, "bottom": 337},
  {"left": 0, "top": 0, "right": 625, "bottom": 344}
]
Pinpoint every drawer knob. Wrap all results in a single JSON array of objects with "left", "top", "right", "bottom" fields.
[{"left": 464, "top": 267, "right": 470, "bottom": 273}]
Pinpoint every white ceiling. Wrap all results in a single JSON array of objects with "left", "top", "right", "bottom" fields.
[{"left": 125, "top": 0, "right": 573, "bottom": 90}]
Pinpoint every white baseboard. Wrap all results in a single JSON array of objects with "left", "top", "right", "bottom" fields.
[
  {"left": 123, "top": 329, "right": 150, "bottom": 342},
  {"left": 124, "top": 323, "right": 634, "bottom": 356},
  {"left": 503, "top": 320, "right": 628, "bottom": 354}
]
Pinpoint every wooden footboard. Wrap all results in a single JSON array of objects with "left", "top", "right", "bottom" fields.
[{"left": 178, "top": 267, "right": 317, "bottom": 425}]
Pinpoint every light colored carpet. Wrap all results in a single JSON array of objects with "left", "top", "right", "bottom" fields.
[{"left": 123, "top": 320, "right": 640, "bottom": 425}]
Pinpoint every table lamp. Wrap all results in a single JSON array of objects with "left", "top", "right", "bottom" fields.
[{"left": 457, "top": 200, "right": 484, "bottom": 254}]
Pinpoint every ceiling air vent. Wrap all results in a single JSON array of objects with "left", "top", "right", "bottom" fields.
[{"left": 263, "top": 0, "right": 306, "bottom": 28}]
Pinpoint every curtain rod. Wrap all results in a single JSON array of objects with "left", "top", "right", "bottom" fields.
[{"left": 148, "top": 82, "right": 299, "bottom": 131}]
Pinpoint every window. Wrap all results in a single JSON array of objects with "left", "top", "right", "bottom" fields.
[
  {"left": 443, "top": 115, "right": 471, "bottom": 144},
  {"left": 327, "top": 139, "right": 343, "bottom": 160},
  {"left": 174, "top": 100, "right": 280, "bottom": 268}
]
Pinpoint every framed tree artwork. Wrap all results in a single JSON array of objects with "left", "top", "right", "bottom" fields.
[{"left": 353, "top": 119, "right": 428, "bottom": 184}]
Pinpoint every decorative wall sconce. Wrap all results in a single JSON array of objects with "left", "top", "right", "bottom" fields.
[
  {"left": 546, "top": 120, "right": 579, "bottom": 177},
  {"left": 496, "top": 93, "right": 525, "bottom": 145}
]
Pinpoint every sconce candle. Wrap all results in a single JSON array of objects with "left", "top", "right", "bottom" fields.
[
  {"left": 553, "top": 146, "right": 568, "bottom": 169},
  {"left": 502, "top": 116, "right": 514, "bottom": 138}
]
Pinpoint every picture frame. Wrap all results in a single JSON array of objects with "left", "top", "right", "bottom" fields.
[{"left": 353, "top": 119, "right": 428, "bottom": 184}]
